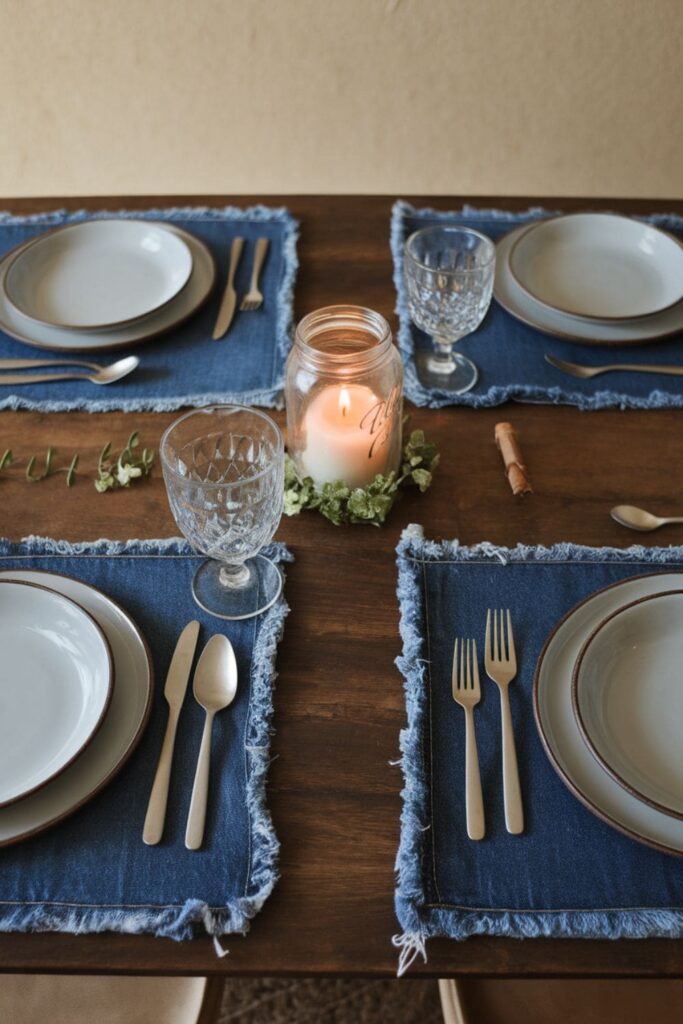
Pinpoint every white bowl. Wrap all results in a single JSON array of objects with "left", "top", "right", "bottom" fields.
[
  {"left": 3, "top": 219, "right": 194, "bottom": 331},
  {"left": 573, "top": 589, "right": 683, "bottom": 820},
  {"left": 508, "top": 213, "right": 683, "bottom": 320}
]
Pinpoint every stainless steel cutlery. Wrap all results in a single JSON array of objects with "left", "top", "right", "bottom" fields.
[
  {"left": 212, "top": 236, "right": 268, "bottom": 339},
  {"left": 143, "top": 625, "right": 238, "bottom": 850},
  {"left": 452, "top": 612, "right": 524, "bottom": 839},
  {"left": 240, "top": 238, "right": 269, "bottom": 311},
  {"left": 185, "top": 635, "right": 238, "bottom": 851},
  {"left": 545, "top": 353, "right": 683, "bottom": 379},
  {"left": 452, "top": 637, "right": 485, "bottom": 840},
  {"left": 485, "top": 609, "right": 523, "bottom": 834},
  {"left": 143, "top": 621, "right": 201, "bottom": 845},
  {"left": 0, "top": 355, "right": 139, "bottom": 386},
  {"left": 611, "top": 504, "right": 683, "bottom": 531},
  {"left": 212, "top": 236, "right": 245, "bottom": 340}
]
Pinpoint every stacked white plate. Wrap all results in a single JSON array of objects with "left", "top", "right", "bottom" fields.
[
  {"left": 0, "top": 571, "right": 152, "bottom": 845},
  {"left": 494, "top": 213, "right": 683, "bottom": 346},
  {"left": 0, "top": 219, "right": 216, "bottom": 352},
  {"left": 535, "top": 573, "right": 683, "bottom": 855}
]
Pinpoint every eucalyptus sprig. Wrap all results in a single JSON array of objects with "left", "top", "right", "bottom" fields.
[
  {"left": 284, "top": 429, "right": 440, "bottom": 527},
  {"left": 95, "top": 431, "right": 154, "bottom": 493}
]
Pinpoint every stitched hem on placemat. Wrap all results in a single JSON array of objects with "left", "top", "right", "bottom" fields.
[
  {"left": 391, "top": 200, "right": 683, "bottom": 411},
  {"left": 0, "top": 205, "right": 299, "bottom": 412},
  {"left": 0, "top": 535, "right": 292, "bottom": 943},
  {"left": 392, "top": 525, "right": 683, "bottom": 973}
]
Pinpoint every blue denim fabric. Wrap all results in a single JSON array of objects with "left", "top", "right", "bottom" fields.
[
  {"left": 0, "top": 537, "right": 291, "bottom": 942},
  {"left": 0, "top": 206, "right": 298, "bottom": 412},
  {"left": 394, "top": 528, "right": 683, "bottom": 972},
  {"left": 391, "top": 201, "right": 683, "bottom": 410}
]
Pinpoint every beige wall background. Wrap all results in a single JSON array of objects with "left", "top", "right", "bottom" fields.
[{"left": 0, "top": 0, "right": 680, "bottom": 198}]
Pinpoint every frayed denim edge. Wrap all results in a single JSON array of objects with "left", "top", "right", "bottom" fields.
[
  {"left": 392, "top": 526, "right": 683, "bottom": 974},
  {"left": 0, "top": 386, "right": 285, "bottom": 413},
  {"left": 0, "top": 204, "right": 299, "bottom": 411},
  {"left": 391, "top": 200, "right": 683, "bottom": 411},
  {"left": 0, "top": 534, "right": 293, "bottom": 944}
]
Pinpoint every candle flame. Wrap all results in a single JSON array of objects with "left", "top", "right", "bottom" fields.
[{"left": 339, "top": 387, "right": 350, "bottom": 418}]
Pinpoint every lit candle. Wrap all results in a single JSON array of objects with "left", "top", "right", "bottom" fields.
[{"left": 301, "top": 384, "right": 392, "bottom": 487}]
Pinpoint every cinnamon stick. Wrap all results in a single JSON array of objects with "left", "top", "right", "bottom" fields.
[{"left": 495, "top": 421, "right": 533, "bottom": 496}]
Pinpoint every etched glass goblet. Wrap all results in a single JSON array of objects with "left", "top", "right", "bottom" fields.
[
  {"left": 160, "top": 405, "right": 284, "bottom": 620},
  {"left": 404, "top": 225, "right": 496, "bottom": 394}
]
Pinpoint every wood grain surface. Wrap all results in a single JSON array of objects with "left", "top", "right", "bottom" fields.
[{"left": 0, "top": 195, "right": 681, "bottom": 978}]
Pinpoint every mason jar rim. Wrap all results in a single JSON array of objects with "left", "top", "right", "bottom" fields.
[
  {"left": 159, "top": 404, "right": 284, "bottom": 488},
  {"left": 405, "top": 225, "right": 496, "bottom": 273},
  {"left": 294, "top": 304, "right": 393, "bottom": 368}
]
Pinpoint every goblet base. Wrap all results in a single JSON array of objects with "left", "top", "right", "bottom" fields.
[
  {"left": 418, "top": 350, "right": 479, "bottom": 393},
  {"left": 192, "top": 555, "right": 283, "bottom": 620}
]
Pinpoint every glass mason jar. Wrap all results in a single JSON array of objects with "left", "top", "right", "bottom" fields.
[{"left": 285, "top": 305, "right": 403, "bottom": 488}]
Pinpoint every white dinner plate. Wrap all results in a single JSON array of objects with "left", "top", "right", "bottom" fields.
[
  {"left": 0, "top": 224, "right": 215, "bottom": 352},
  {"left": 4, "top": 220, "right": 194, "bottom": 331},
  {"left": 0, "top": 579, "right": 113, "bottom": 807},
  {"left": 534, "top": 571, "right": 683, "bottom": 856},
  {"left": 572, "top": 589, "right": 683, "bottom": 820},
  {"left": 494, "top": 225, "right": 683, "bottom": 346},
  {"left": 508, "top": 214, "right": 683, "bottom": 321},
  {"left": 0, "top": 569, "right": 152, "bottom": 846}
]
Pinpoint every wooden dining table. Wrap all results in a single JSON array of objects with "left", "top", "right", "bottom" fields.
[{"left": 0, "top": 193, "right": 681, "bottom": 980}]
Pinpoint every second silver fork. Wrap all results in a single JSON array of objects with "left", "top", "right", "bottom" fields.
[
  {"left": 452, "top": 638, "right": 485, "bottom": 841},
  {"left": 485, "top": 609, "right": 524, "bottom": 835}
]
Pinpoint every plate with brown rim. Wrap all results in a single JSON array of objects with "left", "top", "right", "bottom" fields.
[
  {"left": 572, "top": 589, "right": 683, "bottom": 821},
  {"left": 0, "top": 223, "right": 215, "bottom": 353},
  {"left": 495, "top": 225, "right": 683, "bottom": 346},
  {"left": 0, "top": 569, "right": 152, "bottom": 846},
  {"left": 534, "top": 571, "right": 683, "bottom": 856},
  {"left": 0, "top": 579, "right": 113, "bottom": 808}
]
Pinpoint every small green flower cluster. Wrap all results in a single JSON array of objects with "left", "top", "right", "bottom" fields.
[{"left": 95, "top": 432, "right": 155, "bottom": 493}]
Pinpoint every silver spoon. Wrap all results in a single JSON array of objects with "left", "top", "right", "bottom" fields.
[
  {"left": 611, "top": 504, "right": 683, "bottom": 531},
  {"left": 185, "top": 635, "right": 238, "bottom": 851},
  {"left": 0, "top": 355, "right": 139, "bottom": 386}
]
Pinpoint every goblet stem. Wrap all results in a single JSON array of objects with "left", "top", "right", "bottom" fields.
[
  {"left": 218, "top": 563, "right": 251, "bottom": 589},
  {"left": 427, "top": 335, "right": 458, "bottom": 376}
]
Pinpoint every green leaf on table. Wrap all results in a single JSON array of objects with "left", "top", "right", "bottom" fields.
[{"left": 283, "top": 428, "right": 439, "bottom": 526}]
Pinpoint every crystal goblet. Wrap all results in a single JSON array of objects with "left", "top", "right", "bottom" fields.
[
  {"left": 160, "top": 405, "right": 284, "bottom": 620},
  {"left": 404, "top": 225, "right": 496, "bottom": 394}
]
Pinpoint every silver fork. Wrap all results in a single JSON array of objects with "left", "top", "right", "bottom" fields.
[
  {"left": 452, "top": 638, "right": 485, "bottom": 840},
  {"left": 239, "top": 238, "right": 269, "bottom": 311},
  {"left": 544, "top": 354, "right": 683, "bottom": 379},
  {"left": 485, "top": 609, "right": 524, "bottom": 834}
]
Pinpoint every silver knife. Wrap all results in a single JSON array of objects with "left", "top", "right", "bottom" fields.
[
  {"left": 143, "top": 620, "right": 201, "bottom": 845},
  {"left": 212, "top": 236, "right": 245, "bottom": 340}
]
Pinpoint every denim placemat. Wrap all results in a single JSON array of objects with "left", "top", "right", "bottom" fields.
[
  {"left": 391, "top": 201, "right": 683, "bottom": 410},
  {"left": 0, "top": 536, "right": 291, "bottom": 944},
  {"left": 0, "top": 206, "right": 298, "bottom": 412},
  {"left": 393, "top": 526, "right": 683, "bottom": 973}
]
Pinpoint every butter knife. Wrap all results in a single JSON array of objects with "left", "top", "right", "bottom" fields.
[
  {"left": 143, "top": 620, "right": 200, "bottom": 845},
  {"left": 212, "top": 237, "right": 245, "bottom": 340}
]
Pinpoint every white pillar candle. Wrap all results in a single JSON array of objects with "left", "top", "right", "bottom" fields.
[{"left": 301, "top": 384, "right": 391, "bottom": 488}]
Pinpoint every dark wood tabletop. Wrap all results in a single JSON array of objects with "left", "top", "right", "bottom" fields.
[{"left": 0, "top": 194, "right": 681, "bottom": 978}]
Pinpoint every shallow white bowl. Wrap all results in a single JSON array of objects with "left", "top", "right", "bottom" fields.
[
  {"left": 0, "top": 579, "right": 113, "bottom": 806},
  {"left": 0, "top": 568, "right": 152, "bottom": 846},
  {"left": 509, "top": 213, "right": 683, "bottom": 320},
  {"left": 494, "top": 224, "right": 683, "bottom": 346},
  {"left": 573, "top": 589, "right": 683, "bottom": 819},
  {"left": 0, "top": 223, "right": 215, "bottom": 352},
  {"left": 4, "top": 219, "right": 193, "bottom": 330}
]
